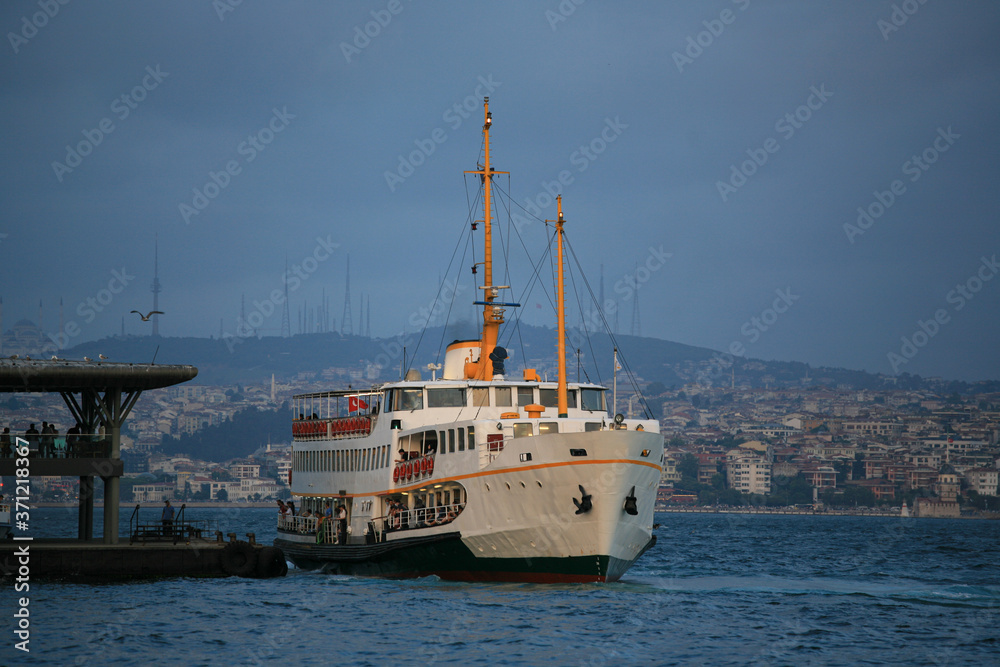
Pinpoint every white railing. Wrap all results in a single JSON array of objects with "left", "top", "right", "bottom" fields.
[
  {"left": 277, "top": 514, "right": 341, "bottom": 544},
  {"left": 384, "top": 503, "right": 465, "bottom": 532}
]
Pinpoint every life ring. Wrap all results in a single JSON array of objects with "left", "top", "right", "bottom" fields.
[
  {"left": 406, "top": 462, "right": 414, "bottom": 480},
  {"left": 420, "top": 457, "right": 428, "bottom": 474},
  {"left": 393, "top": 466, "right": 400, "bottom": 483},
  {"left": 426, "top": 458, "right": 434, "bottom": 476},
  {"left": 254, "top": 547, "right": 287, "bottom": 579},
  {"left": 220, "top": 540, "right": 258, "bottom": 578}
]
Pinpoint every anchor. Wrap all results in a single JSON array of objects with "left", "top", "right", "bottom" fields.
[{"left": 573, "top": 484, "right": 592, "bottom": 515}]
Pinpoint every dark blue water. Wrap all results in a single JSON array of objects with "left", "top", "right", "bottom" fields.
[{"left": 7, "top": 508, "right": 999, "bottom": 665}]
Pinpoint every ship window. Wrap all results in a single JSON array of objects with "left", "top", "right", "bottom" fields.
[
  {"left": 423, "top": 430, "right": 439, "bottom": 455},
  {"left": 513, "top": 423, "right": 533, "bottom": 438},
  {"left": 427, "top": 387, "right": 466, "bottom": 408},
  {"left": 494, "top": 387, "right": 512, "bottom": 407},
  {"left": 467, "top": 425, "right": 475, "bottom": 450},
  {"left": 585, "top": 422, "right": 601, "bottom": 432},
  {"left": 517, "top": 386, "right": 534, "bottom": 406},
  {"left": 472, "top": 388, "right": 489, "bottom": 407},
  {"left": 539, "top": 422, "right": 558, "bottom": 435},
  {"left": 567, "top": 390, "right": 578, "bottom": 409},
  {"left": 399, "top": 389, "right": 423, "bottom": 411},
  {"left": 458, "top": 428, "right": 465, "bottom": 451},
  {"left": 581, "top": 389, "right": 604, "bottom": 412},
  {"left": 383, "top": 389, "right": 394, "bottom": 413},
  {"left": 539, "top": 389, "right": 558, "bottom": 408},
  {"left": 448, "top": 429, "right": 456, "bottom": 453}
]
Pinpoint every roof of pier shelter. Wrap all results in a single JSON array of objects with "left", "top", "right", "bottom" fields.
[{"left": 0, "top": 359, "right": 198, "bottom": 393}]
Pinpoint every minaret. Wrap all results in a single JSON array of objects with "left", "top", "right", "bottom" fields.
[
  {"left": 151, "top": 235, "right": 162, "bottom": 336},
  {"left": 365, "top": 295, "right": 371, "bottom": 338},
  {"left": 341, "top": 254, "right": 353, "bottom": 335},
  {"left": 281, "top": 257, "right": 291, "bottom": 338}
]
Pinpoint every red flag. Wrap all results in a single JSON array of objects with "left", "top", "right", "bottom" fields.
[{"left": 349, "top": 396, "right": 368, "bottom": 412}]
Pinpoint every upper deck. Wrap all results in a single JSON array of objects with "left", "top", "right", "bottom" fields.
[{"left": 291, "top": 380, "right": 610, "bottom": 442}]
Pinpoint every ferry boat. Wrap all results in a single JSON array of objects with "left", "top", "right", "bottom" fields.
[{"left": 275, "top": 99, "right": 663, "bottom": 583}]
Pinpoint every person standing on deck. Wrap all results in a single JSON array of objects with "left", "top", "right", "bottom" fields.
[
  {"left": 336, "top": 504, "right": 347, "bottom": 544},
  {"left": 162, "top": 499, "right": 175, "bottom": 536}
]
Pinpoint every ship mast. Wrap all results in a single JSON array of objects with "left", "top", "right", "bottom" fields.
[
  {"left": 550, "top": 195, "right": 569, "bottom": 417},
  {"left": 464, "top": 97, "right": 509, "bottom": 381}
]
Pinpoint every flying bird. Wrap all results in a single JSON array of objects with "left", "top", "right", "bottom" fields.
[{"left": 131, "top": 310, "right": 164, "bottom": 321}]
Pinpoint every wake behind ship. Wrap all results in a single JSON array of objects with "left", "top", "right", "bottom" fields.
[{"left": 275, "top": 99, "right": 663, "bottom": 583}]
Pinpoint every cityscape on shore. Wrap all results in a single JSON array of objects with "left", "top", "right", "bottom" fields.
[{"left": 4, "top": 366, "right": 998, "bottom": 518}]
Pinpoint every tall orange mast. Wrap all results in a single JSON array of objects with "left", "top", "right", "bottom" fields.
[
  {"left": 464, "top": 97, "right": 509, "bottom": 380},
  {"left": 550, "top": 195, "right": 569, "bottom": 417}
]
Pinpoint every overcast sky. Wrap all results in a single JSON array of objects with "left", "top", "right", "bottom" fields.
[{"left": 2, "top": 1, "right": 998, "bottom": 381}]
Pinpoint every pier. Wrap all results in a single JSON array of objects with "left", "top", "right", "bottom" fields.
[{"left": 0, "top": 358, "right": 286, "bottom": 579}]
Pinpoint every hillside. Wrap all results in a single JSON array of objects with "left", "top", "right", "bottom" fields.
[{"left": 61, "top": 327, "right": 996, "bottom": 394}]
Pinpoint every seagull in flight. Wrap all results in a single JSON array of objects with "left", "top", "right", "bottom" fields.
[{"left": 131, "top": 310, "right": 164, "bottom": 321}]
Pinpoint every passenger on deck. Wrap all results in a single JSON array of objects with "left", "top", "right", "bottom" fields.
[
  {"left": 424, "top": 441, "right": 437, "bottom": 455},
  {"left": 0, "top": 427, "right": 11, "bottom": 457},
  {"left": 66, "top": 423, "right": 81, "bottom": 457},
  {"left": 397, "top": 449, "right": 409, "bottom": 462},
  {"left": 25, "top": 424, "right": 39, "bottom": 453},
  {"left": 336, "top": 505, "right": 348, "bottom": 544},
  {"left": 324, "top": 502, "right": 333, "bottom": 521},
  {"left": 287, "top": 501, "right": 297, "bottom": 516},
  {"left": 277, "top": 499, "right": 289, "bottom": 517}
]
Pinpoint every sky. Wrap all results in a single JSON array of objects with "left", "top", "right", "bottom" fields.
[{"left": 2, "top": 1, "right": 999, "bottom": 382}]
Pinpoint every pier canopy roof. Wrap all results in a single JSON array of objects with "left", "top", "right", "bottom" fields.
[{"left": 0, "top": 359, "right": 197, "bottom": 392}]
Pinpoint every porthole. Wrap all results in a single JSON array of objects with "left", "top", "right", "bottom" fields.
[
  {"left": 505, "top": 482, "right": 511, "bottom": 490},
  {"left": 536, "top": 481, "right": 543, "bottom": 488},
  {"left": 519, "top": 481, "right": 526, "bottom": 488}
]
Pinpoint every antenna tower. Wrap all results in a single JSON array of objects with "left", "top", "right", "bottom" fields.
[
  {"left": 341, "top": 254, "right": 353, "bottom": 335},
  {"left": 151, "top": 234, "right": 162, "bottom": 336},
  {"left": 281, "top": 257, "right": 291, "bottom": 337}
]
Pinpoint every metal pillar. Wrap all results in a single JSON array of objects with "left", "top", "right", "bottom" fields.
[{"left": 78, "top": 476, "right": 94, "bottom": 540}]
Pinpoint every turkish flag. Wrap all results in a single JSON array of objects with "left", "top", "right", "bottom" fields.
[{"left": 349, "top": 396, "right": 368, "bottom": 412}]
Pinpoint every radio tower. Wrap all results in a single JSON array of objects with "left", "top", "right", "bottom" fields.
[
  {"left": 341, "top": 254, "right": 353, "bottom": 335},
  {"left": 630, "top": 263, "right": 641, "bottom": 337},
  {"left": 280, "top": 257, "right": 291, "bottom": 338},
  {"left": 150, "top": 235, "right": 162, "bottom": 336}
]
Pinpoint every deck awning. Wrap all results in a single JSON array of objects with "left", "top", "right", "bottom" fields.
[{"left": 0, "top": 359, "right": 198, "bottom": 392}]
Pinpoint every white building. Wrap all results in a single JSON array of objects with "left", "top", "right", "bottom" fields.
[
  {"left": 965, "top": 468, "right": 999, "bottom": 497},
  {"left": 726, "top": 448, "right": 772, "bottom": 495}
]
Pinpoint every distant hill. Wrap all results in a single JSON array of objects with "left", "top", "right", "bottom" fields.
[{"left": 61, "top": 326, "right": 996, "bottom": 394}]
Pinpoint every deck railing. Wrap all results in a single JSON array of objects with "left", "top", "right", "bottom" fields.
[{"left": 292, "top": 415, "right": 375, "bottom": 441}]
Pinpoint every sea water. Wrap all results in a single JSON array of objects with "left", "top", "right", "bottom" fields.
[{"left": 6, "top": 508, "right": 998, "bottom": 665}]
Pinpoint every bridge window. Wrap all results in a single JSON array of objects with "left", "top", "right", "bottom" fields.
[
  {"left": 458, "top": 427, "right": 465, "bottom": 451},
  {"left": 539, "top": 389, "right": 558, "bottom": 408},
  {"left": 494, "top": 387, "right": 512, "bottom": 407},
  {"left": 427, "top": 387, "right": 466, "bottom": 408},
  {"left": 398, "top": 389, "right": 423, "bottom": 411},
  {"left": 448, "top": 429, "right": 456, "bottom": 453},
  {"left": 468, "top": 426, "right": 475, "bottom": 450},
  {"left": 581, "top": 389, "right": 604, "bottom": 412},
  {"left": 513, "top": 423, "right": 533, "bottom": 438},
  {"left": 539, "top": 422, "right": 558, "bottom": 435},
  {"left": 472, "top": 388, "right": 489, "bottom": 407},
  {"left": 517, "top": 386, "right": 534, "bottom": 406}
]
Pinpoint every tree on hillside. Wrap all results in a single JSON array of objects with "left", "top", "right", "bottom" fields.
[{"left": 160, "top": 402, "right": 289, "bottom": 462}]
